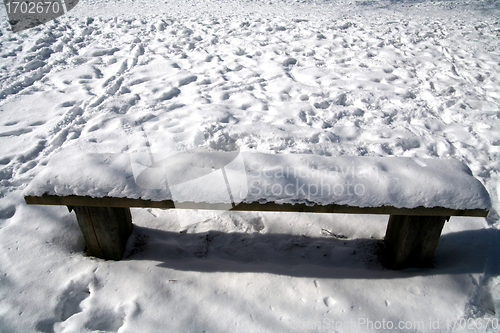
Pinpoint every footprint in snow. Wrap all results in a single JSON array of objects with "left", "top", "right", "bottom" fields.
[
  {"left": 0, "top": 205, "right": 16, "bottom": 219},
  {"left": 58, "top": 285, "right": 91, "bottom": 322},
  {"left": 36, "top": 279, "right": 91, "bottom": 333}
]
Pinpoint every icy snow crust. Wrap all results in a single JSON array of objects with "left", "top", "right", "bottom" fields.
[
  {"left": 24, "top": 151, "right": 491, "bottom": 210},
  {"left": 1, "top": 0, "right": 500, "bottom": 332}
]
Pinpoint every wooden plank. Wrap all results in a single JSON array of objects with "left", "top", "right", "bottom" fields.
[
  {"left": 25, "top": 194, "right": 489, "bottom": 217},
  {"left": 233, "top": 202, "right": 488, "bottom": 217},
  {"left": 70, "top": 206, "right": 133, "bottom": 260},
  {"left": 26, "top": 195, "right": 176, "bottom": 209},
  {"left": 384, "top": 215, "right": 448, "bottom": 269}
]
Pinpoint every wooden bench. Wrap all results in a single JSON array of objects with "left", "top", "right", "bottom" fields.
[{"left": 23, "top": 150, "right": 491, "bottom": 269}]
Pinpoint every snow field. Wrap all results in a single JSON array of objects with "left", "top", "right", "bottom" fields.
[{"left": 0, "top": 0, "right": 500, "bottom": 332}]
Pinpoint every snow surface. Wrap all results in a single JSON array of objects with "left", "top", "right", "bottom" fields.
[
  {"left": 24, "top": 150, "right": 491, "bottom": 211},
  {"left": 1, "top": 0, "right": 500, "bottom": 332}
]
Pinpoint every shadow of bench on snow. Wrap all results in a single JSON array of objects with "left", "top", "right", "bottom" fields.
[{"left": 121, "top": 225, "right": 499, "bottom": 279}]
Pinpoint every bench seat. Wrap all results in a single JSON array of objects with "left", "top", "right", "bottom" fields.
[{"left": 24, "top": 150, "right": 491, "bottom": 269}]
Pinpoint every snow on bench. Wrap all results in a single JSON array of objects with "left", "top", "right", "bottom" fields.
[{"left": 24, "top": 148, "right": 491, "bottom": 269}]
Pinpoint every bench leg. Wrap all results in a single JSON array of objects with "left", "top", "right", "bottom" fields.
[
  {"left": 68, "top": 206, "right": 133, "bottom": 260},
  {"left": 384, "top": 215, "right": 449, "bottom": 269}
]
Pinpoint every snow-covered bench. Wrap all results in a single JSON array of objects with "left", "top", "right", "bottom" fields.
[{"left": 23, "top": 149, "right": 491, "bottom": 269}]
